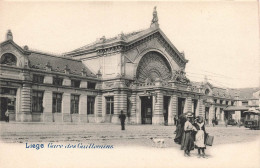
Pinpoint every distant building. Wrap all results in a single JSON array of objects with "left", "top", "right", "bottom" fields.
[{"left": 224, "top": 88, "right": 260, "bottom": 123}]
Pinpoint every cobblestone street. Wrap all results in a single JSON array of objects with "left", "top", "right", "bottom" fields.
[
  {"left": 0, "top": 122, "right": 260, "bottom": 168},
  {"left": 0, "top": 122, "right": 259, "bottom": 147}
]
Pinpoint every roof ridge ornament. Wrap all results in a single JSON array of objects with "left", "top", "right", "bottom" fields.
[
  {"left": 150, "top": 6, "right": 159, "bottom": 28},
  {"left": 6, "top": 29, "right": 13, "bottom": 41}
]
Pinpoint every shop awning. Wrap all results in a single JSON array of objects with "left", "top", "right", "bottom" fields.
[{"left": 244, "top": 108, "right": 260, "bottom": 114}]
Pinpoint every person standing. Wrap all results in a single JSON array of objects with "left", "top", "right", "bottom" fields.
[
  {"left": 182, "top": 112, "right": 197, "bottom": 157},
  {"left": 174, "top": 115, "right": 177, "bottom": 126},
  {"left": 174, "top": 114, "right": 186, "bottom": 144},
  {"left": 5, "top": 109, "right": 9, "bottom": 122},
  {"left": 119, "top": 110, "right": 126, "bottom": 130},
  {"left": 224, "top": 117, "right": 228, "bottom": 127},
  {"left": 212, "top": 118, "right": 215, "bottom": 127},
  {"left": 194, "top": 116, "right": 207, "bottom": 158}
]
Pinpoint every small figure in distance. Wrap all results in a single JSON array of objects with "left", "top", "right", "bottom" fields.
[{"left": 119, "top": 110, "right": 126, "bottom": 130}]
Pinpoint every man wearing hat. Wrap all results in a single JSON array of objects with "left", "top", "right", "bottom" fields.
[{"left": 181, "top": 112, "right": 197, "bottom": 157}]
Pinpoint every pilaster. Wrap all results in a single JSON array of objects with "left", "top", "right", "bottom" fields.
[
  {"left": 198, "top": 99, "right": 205, "bottom": 117},
  {"left": 95, "top": 93, "right": 102, "bottom": 123},
  {"left": 62, "top": 93, "right": 71, "bottom": 122},
  {"left": 79, "top": 95, "right": 88, "bottom": 123},
  {"left": 152, "top": 90, "right": 164, "bottom": 125},
  {"left": 184, "top": 97, "right": 192, "bottom": 113},
  {"left": 130, "top": 92, "right": 137, "bottom": 124},
  {"left": 43, "top": 90, "right": 53, "bottom": 122},
  {"left": 17, "top": 84, "right": 32, "bottom": 122},
  {"left": 209, "top": 105, "right": 215, "bottom": 125},
  {"left": 168, "top": 95, "right": 177, "bottom": 125},
  {"left": 136, "top": 95, "right": 141, "bottom": 124}
]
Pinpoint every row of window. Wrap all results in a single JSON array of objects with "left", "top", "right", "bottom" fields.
[
  {"left": 32, "top": 90, "right": 114, "bottom": 115},
  {"left": 32, "top": 74, "right": 96, "bottom": 89},
  {"left": 213, "top": 99, "right": 234, "bottom": 106}
]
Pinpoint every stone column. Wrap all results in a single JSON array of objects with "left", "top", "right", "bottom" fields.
[
  {"left": 79, "top": 95, "right": 87, "bottom": 123},
  {"left": 43, "top": 90, "right": 53, "bottom": 122},
  {"left": 112, "top": 90, "right": 127, "bottom": 124},
  {"left": 168, "top": 95, "right": 177, "bottom": 125},
  {"left": 17, "top": 84, "right": 32, "bottom": 122},
  {"left": 136, "top": 95, "right": 141, "bottom": 124},
  {"left": 219, "top": 108, "right": 225, "bottom": 125},
  {"left": 62, "top": 93, "right": 71, "bottom": 122},
  {"left": 184, "top": 97, "right": 192, "bottom": 113},
  {"left": 216, "top": 107, "right": 220, "bottom": 120},
  {"left": 15, "top": 87, "right": 21, "bottom": 121},
  {"left": 152, "top": 90, "right": 164, "bottom": 125},
  {"left": 209, "top": 105, "right": 215, "bottom": 125},
  {"left": 112, "top": 91, "right": 120, "bottom": 124},
  {"left": 102, "top": 95, "right": 106, "bottom": 122},
  {"left": 130, "top": 92, "right": 137, "bottom": 124},
  {"left": 198, "top": 99, "right": 205, "bottom": 117},
  {"left": 95, "top": 93, "right": 102, "bottom": 123}
]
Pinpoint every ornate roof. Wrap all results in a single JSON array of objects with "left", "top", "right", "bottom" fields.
[{"left": 28, "top": 50, "right": 96, "bottom": 77}]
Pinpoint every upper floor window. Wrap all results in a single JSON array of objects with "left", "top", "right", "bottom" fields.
[
  {"left": 0, "top": 53, "right": 17, "bottom": 66},
  {"left": 242, "top": 101, "right": 248, "bottom": 106},
  {"left": 220, "top": 100, "right": 223, "bottom": 104},
  {"left": 205, "top": 89, "right": 210, "bottom": 95},
  {"left": 87, "top": 82, "right": 96, "bottom": 89},
  {"left": 214, "top": 99, "right": 217, "bottom": 104},
  {"left": 231, "top": 101, "right": 234, "bottom": 106},
  {"left": 53, "top": 77, "right": 63, "bottom": 86},
  {"left": 33, "top": 74, "right": 44, "bottom": 84},
  {"left": 0, "top": 87, "right": 16, "bottom": 95},
  {"left": 226, "top": 101, "right": 229, "bottom": 105},
  {"left": 71, "top": 80, "right": 80, "bottom": 88}
]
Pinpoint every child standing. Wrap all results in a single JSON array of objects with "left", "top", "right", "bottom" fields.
[{"left": 194, "top": 116, "right": 206, "bottom": 158}]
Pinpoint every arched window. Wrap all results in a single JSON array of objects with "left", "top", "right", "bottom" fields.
[
  {"left": 0, "top": 53, "right": 17, "bottom": 66},
  {"left": 136, "top": 51, "right": 172, "bottom": 83},
  {"left": 205, "top": 89, "right": 210, "bottom": 95}
]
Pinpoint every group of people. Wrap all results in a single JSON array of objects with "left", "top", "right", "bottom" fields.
[{"left": 174, "top": 112, "right": 207, "bottom": 158}]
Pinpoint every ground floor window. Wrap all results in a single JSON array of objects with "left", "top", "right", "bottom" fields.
[
  {"left": 71, "top": 94, "right": 79, "bottom": 114},
  {"left": 106, "top": 97, "right": 114, "bottom": 114},
  {"left": 53, "top": 93, "right": 62, "bottom": 113},
  {"left": 32, "top": 91, "right": 44, "bottom": 112},
  {"left": 87, "top": 96, "right": 95, "bottom": 114}
]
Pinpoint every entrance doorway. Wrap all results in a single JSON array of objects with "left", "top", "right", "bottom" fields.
[
  {"left": 177, "top": 98, "right": 185, "bottom": 117},
  {"left": 141, "top": 96, "right": 153, "bottom": 124},
  {"left": 205, "top": 107, "right": 209, "bottom": 124},
  {"left": 163, "top": 96, "right": 170, "bottom": 125},
  {"left": 0, "top": 97, "right": 8, "bottom": 121}
]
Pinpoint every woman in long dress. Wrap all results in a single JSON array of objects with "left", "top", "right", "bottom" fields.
[
  {"left": 181, "top": 113, "right": 197, "bottom": 156},
  {"left": 174, "top": 114, "right": 186, "bottom": 144},
  {"left": 194, "top": 116, "right": 207, "bottom": 158}
]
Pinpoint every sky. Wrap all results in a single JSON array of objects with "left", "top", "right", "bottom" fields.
[{"left": 0, "top": 1, "right": 259, "bottom": 89}]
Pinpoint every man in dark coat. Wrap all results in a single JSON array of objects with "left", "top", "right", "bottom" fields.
[
  {"left": 174, "top": 114, "right": 186, "bottom": 144},
  {"left": 119, "top": 110, "right": 126, "bottom": 130}
]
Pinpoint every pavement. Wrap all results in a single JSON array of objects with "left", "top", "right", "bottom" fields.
[{"left": 0, "top": 122, "right": 259, "bottom": 168}]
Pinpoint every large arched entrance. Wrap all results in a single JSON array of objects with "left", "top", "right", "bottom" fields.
[{"left": 136, "top": 51, "right": 172, "bottom": 124}]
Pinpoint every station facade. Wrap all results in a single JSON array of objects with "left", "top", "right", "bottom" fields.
[{"left": 0, "top": 8, "right": 237, "bottom": 125}]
